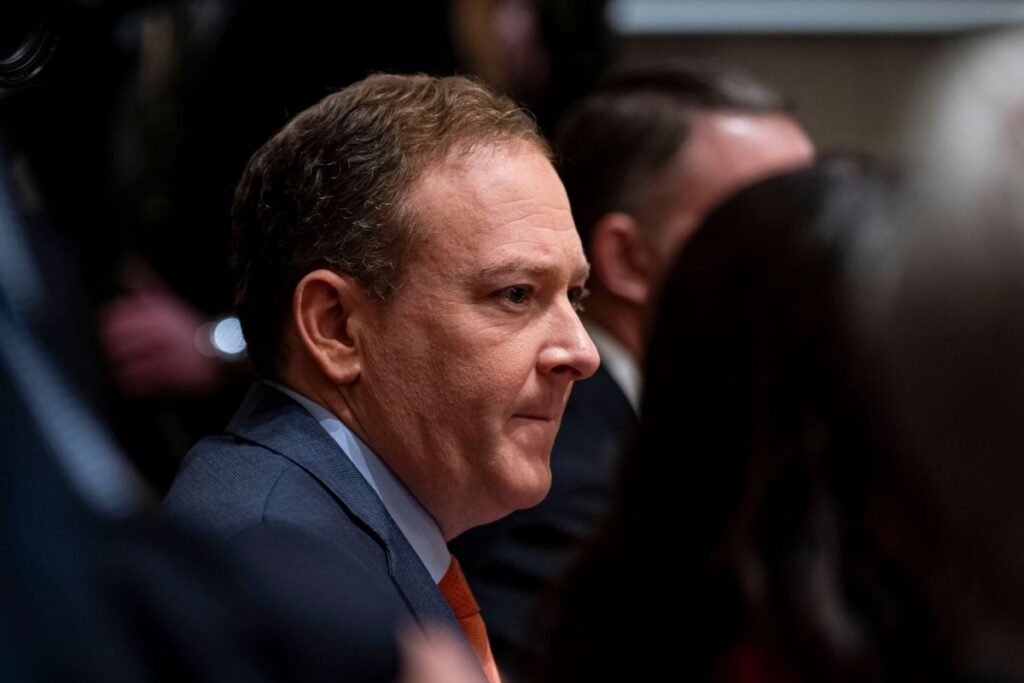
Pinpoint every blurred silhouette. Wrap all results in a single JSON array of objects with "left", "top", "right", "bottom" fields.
[
  {"left": 860, "top": 27, "right": 1024, "bottom": 681},
  {"left": 538, "top": 158, "right": 979, "bottom": 681},
  {"left": 451, "top": 0, "right": 609, "bottom": 133}
]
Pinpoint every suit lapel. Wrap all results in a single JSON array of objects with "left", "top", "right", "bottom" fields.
[{"left": 225, "top": 383, "right": 461, "bottom": 633}]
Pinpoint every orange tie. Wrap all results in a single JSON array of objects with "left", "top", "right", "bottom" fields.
[{"left": 438, "top": 556, "right": 502, "bottom": 683}]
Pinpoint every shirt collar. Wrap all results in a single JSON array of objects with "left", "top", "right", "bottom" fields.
[
  {"left": 266, "top": 381, "right": 452, "bottom": 582},
  {"left": 583, "top": 320, "right": 641, "bottom": 414}
]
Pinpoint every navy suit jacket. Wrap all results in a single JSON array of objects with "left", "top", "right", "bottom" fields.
[{"left": 163, "top": 383, "right": 466, "bottom": 640}]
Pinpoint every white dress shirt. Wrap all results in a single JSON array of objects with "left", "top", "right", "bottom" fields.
[{"left": 583, "top": 320, "right": 641, "bottom": 414}]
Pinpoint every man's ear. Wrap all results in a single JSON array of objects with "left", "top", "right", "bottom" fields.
[
  {"left": 292, "top": 269, "right": 370, "bottom": 385},
  {"left": 590, "top": 212, "right": 656, "bottom": 307}
]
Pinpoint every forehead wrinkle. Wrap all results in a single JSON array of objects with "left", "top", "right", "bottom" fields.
[
  {"left": 466, "top": 258, "right": 591, "bottom": 288},
  {"left": 499, "top": 204, "right": 574, "bottom": 232},
  {"left": 488, "top": 195, "right": 570, "bottom": 209},
  {"left": 449, "top": 183, "right": 572, "bottom": 237}
]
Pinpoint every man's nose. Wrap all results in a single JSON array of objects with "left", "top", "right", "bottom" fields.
[{"left": 538, "top": 304, "right": 600, "bottom": 381}]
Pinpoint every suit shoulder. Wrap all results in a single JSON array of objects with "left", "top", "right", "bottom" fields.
[
  {"left": 163, "top": 437, "right": 380, "bottom": 561},
  {"left": 162, "top": 435, "right": 300, "bottom": 536},
  {"left": 232, "top": 517, "right": 403, "bottom": 612}
]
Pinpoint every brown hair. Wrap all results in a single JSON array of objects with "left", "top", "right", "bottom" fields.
[{"left": 232, "top": 73, "right": 549, "bottom": 376}]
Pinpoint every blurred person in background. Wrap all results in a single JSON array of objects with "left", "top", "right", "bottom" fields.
[
  {"left": 858, "top": 27, "right": 1024, "bottom": 681},
  {"left": 450, "top": 0, "right": 609, "bottom": 133},
  {"left": 163, "top": 73, "right": 600, "bottom": 683},
  {"left": 451, "top": 61, "right": 814, "bottom": 678}
]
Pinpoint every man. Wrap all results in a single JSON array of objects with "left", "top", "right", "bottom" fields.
[
  {"left": 163, "top": 74, "right": 599, "bottom": 683},
  {"left": 451, "top": 62, "right": 815, "bottom": 676}
]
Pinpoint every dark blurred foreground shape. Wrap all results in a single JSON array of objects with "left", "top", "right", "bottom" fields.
[
  {"left": 0, "top": 142, "right": 407, "bottom": 682},
  {"left": 540, "top": 158, "right": 979, "bottom": 682},
  {"left": 538, "top": 159, "right": 934, "bottom": 682}
]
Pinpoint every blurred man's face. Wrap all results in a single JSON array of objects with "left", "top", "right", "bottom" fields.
[
  {"left": 650, "top": 111, "right": 814, "bottom": 273},
  {"left": 355, "top": 142, "right": 600, "bottom": 539}
]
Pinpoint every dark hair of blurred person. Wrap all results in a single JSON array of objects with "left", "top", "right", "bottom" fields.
[
  {"left": 557, "top": 61, "right": 800, "bottom": 253},
  {"left": 538, "top": 158, "right": 981, "bottom": 682}
]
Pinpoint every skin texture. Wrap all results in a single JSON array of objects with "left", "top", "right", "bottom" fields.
[
  {"left": 585, "top": 110, "right": 815, "bottom": 360},
  {"left": 286, "top": 142, "right": 600, "bottom": 540}
]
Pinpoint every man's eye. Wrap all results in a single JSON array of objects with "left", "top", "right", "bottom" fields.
[
  {"left": 568, "top": 286, "right": 590, "bottom": 313},
  {"left": 501, "top": 285, "right": 532, "bottom": 305}
]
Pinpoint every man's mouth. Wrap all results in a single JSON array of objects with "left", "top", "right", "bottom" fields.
[
  {"left": 511, "top": 404, "right": 564, "bottom": 422},
  {"left": 514, "top": 392, "right": 570, "bottom": 423}
]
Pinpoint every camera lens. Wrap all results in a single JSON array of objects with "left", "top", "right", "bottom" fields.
[
  {"left": 0, "top": 6, "right": 39, "bottom": 62},
  {"left": 0, "top": 2, "right": 61, "bottom": 88}
]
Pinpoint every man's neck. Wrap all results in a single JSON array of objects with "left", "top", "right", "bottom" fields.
[{"left": 277, "top": 366, "right": 373, "bottom": 448}]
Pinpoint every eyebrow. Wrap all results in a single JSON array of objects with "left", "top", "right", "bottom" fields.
[{"left": 468, "top": 260, "right": 591, "bottom": 287}]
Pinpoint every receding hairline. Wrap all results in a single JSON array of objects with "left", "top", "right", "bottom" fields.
[{"left": 395, "top": 136, "right": 558, "bottom": 232}]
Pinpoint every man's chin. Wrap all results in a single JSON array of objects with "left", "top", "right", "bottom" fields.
[
  {"left": 504, "top": 466, "right": 553, "bottom": 513},
  {"left": 455, "top": 475, "right": 549, "bottom": 538},
  {"left": 470, "top": 465, "right": 552, "bottom": 527}
]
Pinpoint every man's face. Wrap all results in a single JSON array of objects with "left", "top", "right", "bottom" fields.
[
  {"left": 354, "top": 142, "right": 599, "bottom": 538},
  {"left": 650, "top": 111, "right": 814, "bottom": 271}
]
